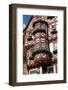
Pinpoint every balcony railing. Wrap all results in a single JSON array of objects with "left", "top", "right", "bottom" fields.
[
  {"left": 32, "top": 29, "right": 47, "bottom": 35},
  {"left": 34, "top": 32, "right": 47, "bottom": 38},
  {"left": 32, "top": 49, "right": 52, "bottom": 58}
]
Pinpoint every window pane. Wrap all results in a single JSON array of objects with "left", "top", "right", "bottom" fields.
[
  {"left": 53, "top": 41, "right": 57, "bottom": 50},
  {"left": 47, "top": 66, "right": 53, "bottom": 73}
]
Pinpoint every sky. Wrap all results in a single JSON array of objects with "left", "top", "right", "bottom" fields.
[{"left": 23, "top": 15, "right": 31, "bottom": 29}]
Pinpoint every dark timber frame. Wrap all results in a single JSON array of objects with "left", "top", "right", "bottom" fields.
[{"left": 9, "top": 4, "right": 66, "bottom": 86}]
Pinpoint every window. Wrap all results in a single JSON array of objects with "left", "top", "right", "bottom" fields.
[
  {"left": 36, "top": 38, "right": 40, "bottom": 43},
  {"left": 34, "top": 43, "right": 40, "bottom": 51},
  {"left": 40, "top": 23, "right": 47, "bottom": 33},
  {"left": 47, "top": 66, "right": 53, "bottom": 73},
  {"left": 49, "top": 43, "right": 53, "bottom": 52},
  {"left": 34, "top": 22, "right": 41, "bottom": 30},
  {"left": 34, "top": 42, "right": 48, "bottom": 51},
  {"left": 52, "top": 24, "right": 56, "bottom": 29},
  {"left": 53, "top": 41, "right": 57, "bottom": 51},
  {"left": 41, "top": 42, "right": 46, "bottom": 50},
  {"left": 29, "top": 67, "right": 42, "bottom": 74},
  {"left": 35, "top": 33, "right": 40, "bottom": 38},
  {"left": 29, "top": 69, "right": 40, "bottom": 74}
]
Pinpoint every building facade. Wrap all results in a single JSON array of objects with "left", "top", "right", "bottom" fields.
[{"left": 23, "top": 15, "right": 57, "bottom": 75}]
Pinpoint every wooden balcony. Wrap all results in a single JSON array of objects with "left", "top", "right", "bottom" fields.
[{"left": 32, "top": 49, "right": 52, "bottom": 58}]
